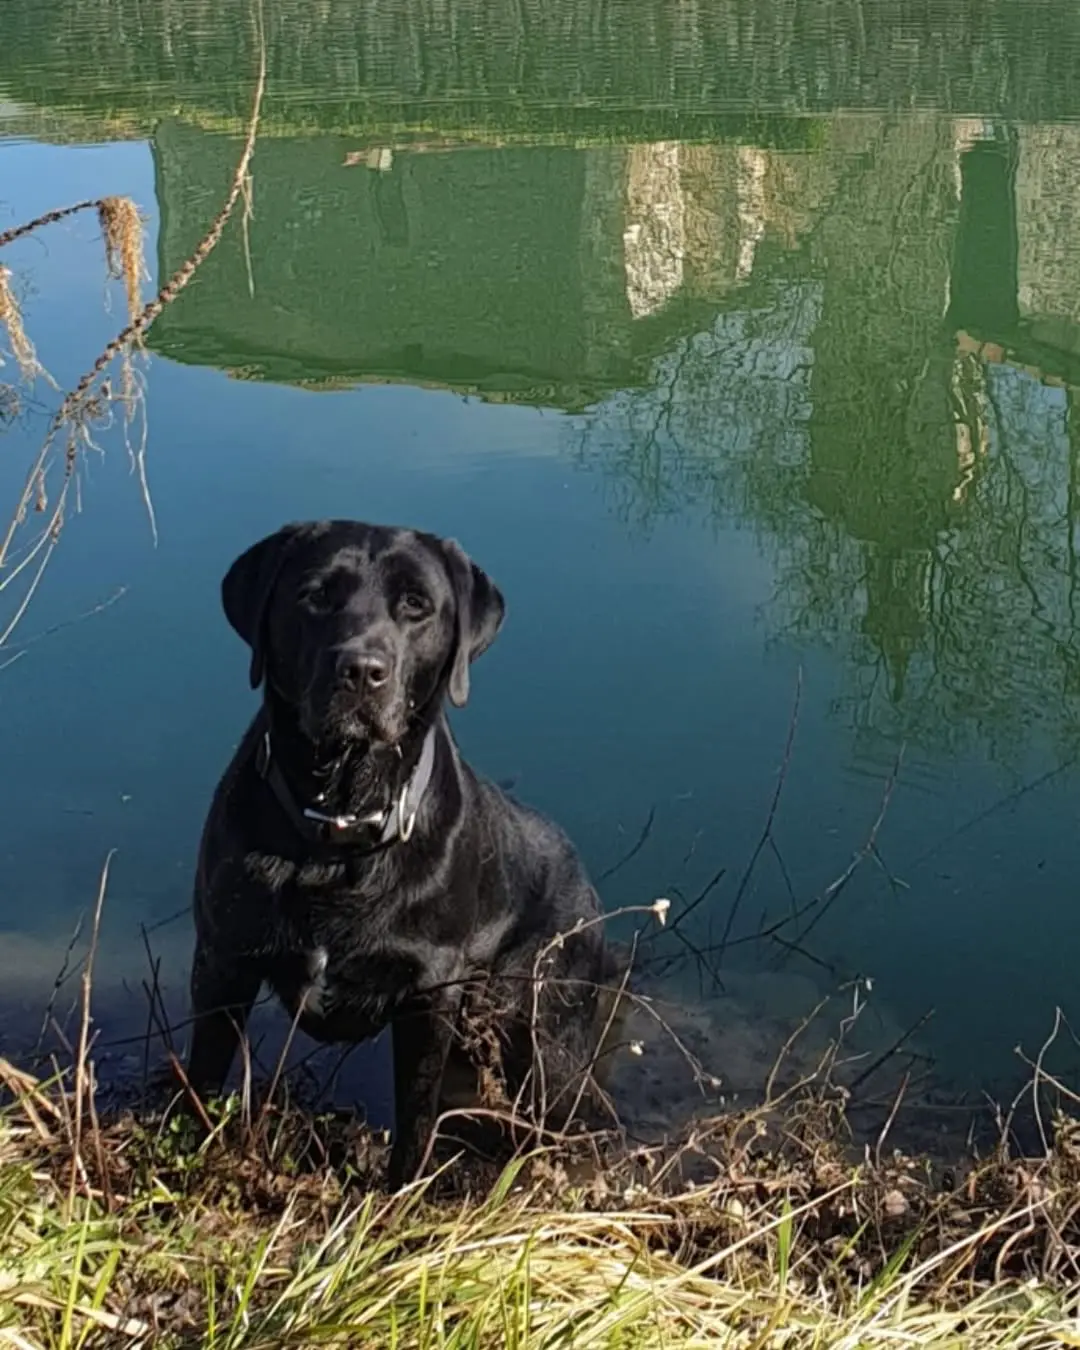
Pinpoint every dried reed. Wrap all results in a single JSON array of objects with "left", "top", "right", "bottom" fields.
[
  {"left": 98, "top": 195, "right": 146, "bottom": 329},
  {"left": 0, "top": 263, "right": 40, "bottom": 381},
  {"left": 0, "top": 8, "right": 266, "bottom": 651},
  {"left": 0, "top": 199, "right": 99, "bottom": 250}
]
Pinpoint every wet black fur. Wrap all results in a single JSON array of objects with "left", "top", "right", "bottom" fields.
[{"left": 187, "top": 520, "right": 614, "bottom": 1188}]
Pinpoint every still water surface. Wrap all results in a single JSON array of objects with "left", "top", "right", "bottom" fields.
[{"left": 3, "top": 0, "right": 1080, "bottom": 1112}]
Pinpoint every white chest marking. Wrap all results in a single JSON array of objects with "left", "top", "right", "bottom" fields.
[{"left": 302, "top": 946, "right": 330, "bottom": 1017}]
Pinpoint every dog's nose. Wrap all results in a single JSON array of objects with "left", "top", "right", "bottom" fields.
[{"left": 337, "top": 648, "right": 391, "bottom": 691}]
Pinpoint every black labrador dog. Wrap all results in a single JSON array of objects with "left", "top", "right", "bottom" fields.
[{"left": 187, "top": 520, "right": 616, "bottom": 1187}]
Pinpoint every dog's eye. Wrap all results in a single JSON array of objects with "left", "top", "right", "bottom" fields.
[
  {"left": 301, "top": 584, "right": 333, "bottom": 614},
  {"left": 398, "top": 591, "right": 431, "bottom": 621}
]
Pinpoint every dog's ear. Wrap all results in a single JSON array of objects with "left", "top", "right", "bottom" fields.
[
  {"left": 221, "top": 523, "right": 307, "bottom": 689},
  {"left": 441, "top": 539, "right": 506, "bottom": 708}
]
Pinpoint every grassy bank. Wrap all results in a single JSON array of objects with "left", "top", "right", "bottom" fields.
[{"left": 2, "top": 1051, "right": 1080, "bottom": 1348}]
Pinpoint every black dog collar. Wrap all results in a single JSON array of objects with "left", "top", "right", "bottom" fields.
[{"left": 255, "top": 725, "right": 437, "bottom": 851}]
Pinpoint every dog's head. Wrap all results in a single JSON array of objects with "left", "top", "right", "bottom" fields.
[{"left": 220, "top": 520, "right": 505, "bottom": 746}]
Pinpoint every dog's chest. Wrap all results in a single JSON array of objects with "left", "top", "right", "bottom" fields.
[
  {"left": 269, "top": 921, "right": 459, "bottom": 1045},
  {"left": 262, "top": 855, "right": 511, "bottom": 1040},
  {"left": 273, "top": 938, "right": 413, "bottom": 1036},
  {"left": 293, "top": 943, "right": 402, "bottom": 1018}
]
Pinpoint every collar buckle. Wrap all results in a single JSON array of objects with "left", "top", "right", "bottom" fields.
[
  {"left": 301, "top": 804, "right": 386, "bottom": 834},
  {"left": 259, "top": 724, "right": 436, "bottom": 850}
]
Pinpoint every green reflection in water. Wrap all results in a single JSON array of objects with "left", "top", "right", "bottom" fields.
[
  {"left": 5, "top": 0, "right": 1080, "bottom": 140},
  {"left": 5, "top": 0, "right": 1080, "bottom": 770}
]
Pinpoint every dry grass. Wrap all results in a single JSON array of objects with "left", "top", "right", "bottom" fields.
[
  {"left": 98, "top": 196, "right": 146, "bottom": 330},
  {"left": 3, "top": 1039, "right": 1080, "bottom": 1348},
  {"left": 0, "top": 13, "right": 265, "bottom": 654},
  {"left": 3, "top": 692, "right": 1077, "bottom": 1345},
  {"left": 0, "top": 188, "right": 149, "bottom": 649},
  {"left": 0, "top": 262, "right": 42, "bottom": 382},
  {"left": 0, "top": 197, "right": 147, "bottom": 400},
  {"left": 2, "top": 856, "right": 1080, "bottom": 1348}
]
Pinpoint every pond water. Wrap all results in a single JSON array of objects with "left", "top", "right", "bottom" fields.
[{"left": 3, "top": 0, "right": 1080, "bottom": 1130}]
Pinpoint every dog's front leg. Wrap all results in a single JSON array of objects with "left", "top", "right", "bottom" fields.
[
  {"left": 186, "top": 940, "right": 263, "bottom": 1099},
  {"left": 388, "top": 990, "right": 462, "bottom": 1190}
]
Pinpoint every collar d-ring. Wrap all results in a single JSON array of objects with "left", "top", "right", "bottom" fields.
[{"left": 398, "top": 782, "right": 418, "bottom": 842}]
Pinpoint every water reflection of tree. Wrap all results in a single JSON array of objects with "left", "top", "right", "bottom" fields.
[
  {"left": 580, "top": 282, "right": 820, "bottom": 531},
  {"left": 579, "top": 292, "right": 1080, "bottom": 763},
  {"left": 822, "top": 362, "right": 1080, "bottom": 761}
]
